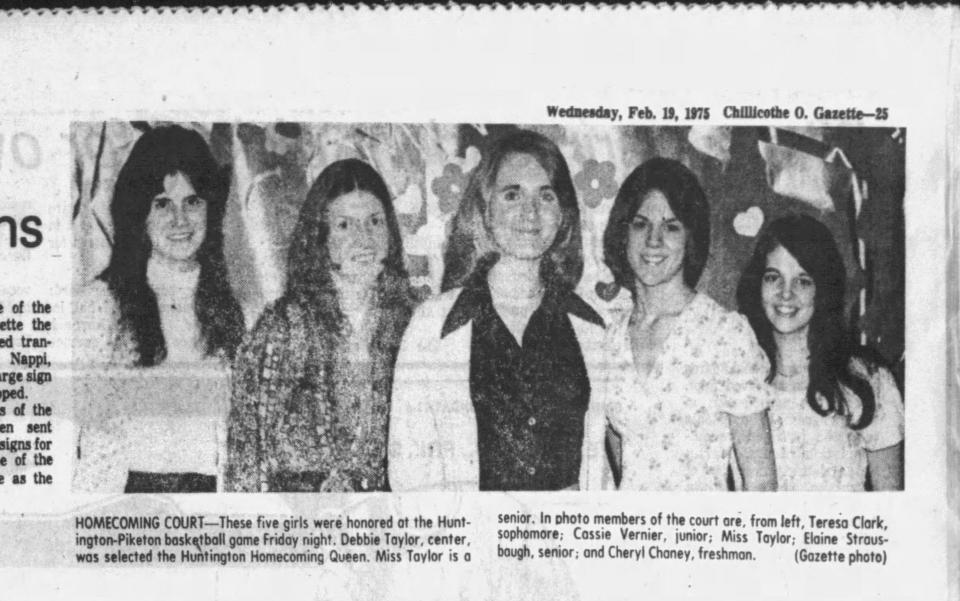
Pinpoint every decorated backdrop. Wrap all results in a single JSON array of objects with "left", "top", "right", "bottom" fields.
[{"left": 71, "top": 123, "right": 906, "bottom": 377}]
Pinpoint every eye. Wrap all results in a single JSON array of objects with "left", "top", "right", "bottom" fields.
[
  {"left": 152, "top": 197, "right": 170, "bottom": 210},
  {"left": 369, "top": 214, "right": 385, "bottom": 228},
  {"left": 797, "top": 276, "right": 815, "bottom": 289},
  {"left": 333, "top": 218, "right": 350, "bottom": 231},
  {"left": 761, "top": 272, "right": 780, "bottom": 285},
  {"left": 502, "top": 189, "right": 521, "bottom": 202},
  {"left": 664, "top": 222, "right": 683, "bottom": 234},
  {"left": 185, "top": 196, "right": 206, "bottom": 208},
  {"left": 539, "top": 189, "right": 558, "bottom": 203},
  {"left": 629, "top": 218, "right": 649, "bottom": 230}
]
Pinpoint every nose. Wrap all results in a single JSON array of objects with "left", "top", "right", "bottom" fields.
[
  {"left": 171, "top": 203, "right": 188, "bottom": 227},
  {"left": 778, "top": 281, "right": 795, "bottom": 300},
  {"left": 646, "top": 224, "right": 664, "bottom": 247},
  {"left": 520, "top": 195, "right": 539, "bottom": 221},
  {"left": 356, "top": 220, "right": 378, "bottom": 244}
]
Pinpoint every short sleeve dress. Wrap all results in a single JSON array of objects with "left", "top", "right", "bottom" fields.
[
  {"left": 769, "top": 359, "right": 904, "bottom": 491},
  {"left": 602, "top": 293, "right": 773, "bottom": 491}
]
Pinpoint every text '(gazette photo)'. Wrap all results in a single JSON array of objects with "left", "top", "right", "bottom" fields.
[{"left": 69, "top": 122, "right": 905, "bottom": 494}]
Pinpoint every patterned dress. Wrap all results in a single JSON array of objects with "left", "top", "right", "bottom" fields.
[
  {"left": 602, "top": 293, "right": 773, "bottom": 491},
  {"left": 224, "top": 297, "right": 403, "bottom": 492},
  {"left": 768, "top": 359, "right": 904, "bottom": 491}
]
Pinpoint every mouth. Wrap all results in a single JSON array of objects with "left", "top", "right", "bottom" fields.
[
  {"left": 772, "top": 305, "right": 799, "bottom": 317},
  {"left": 350, "top": 251, "right": 377, "bottom": 263},
  {"left": 640, "top": 255, "right": 667, "bottom": 266},
  {"left": 166, "top": 232, "right": 194, "bottom": 242},
  {"left": 514, "top": 228, "right": 542, "bottom": 236}
]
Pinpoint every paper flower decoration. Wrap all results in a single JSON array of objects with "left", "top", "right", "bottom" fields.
[
  {"left": 431, "top": 163, "right": 468, "bottom": 214},
  {"left": 574, "top": 159, "right": 618, "bottom": 208}
]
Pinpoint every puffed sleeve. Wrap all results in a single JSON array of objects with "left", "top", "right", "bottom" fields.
[
  {"left": 715, "top": 311, "right": 774, "bottom": 416},
  {"left": 223, "top": 305, "right": 296, "bottom": 492},
  {"left": 855, "top": 363, "right": 905, "bottom": 451}
]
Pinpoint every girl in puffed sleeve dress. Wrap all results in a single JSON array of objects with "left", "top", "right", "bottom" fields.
[
  {"left": 586, "top": 158, "right": 777, "bottom": 491},
  {"left": 603, "top": 293, "right": 773, "bottom": 490},
  {"left": 737, "top": 215, "right": 903, "bottom": 491}
]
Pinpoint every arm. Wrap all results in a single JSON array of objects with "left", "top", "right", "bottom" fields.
[
  {"left": 578, "top": 398, "right": 612, "bottom": 490},
  {"left": 729, "top": 411, "right": 777, "bottom": 491},
  {"left": 856, "top": 362, "right": 905, "bottom": 491},
  {"left": 867, "top": 443, "right": 903, "bottom": 490},
  {"left": 387, "top": 308, "right": 442, "bottom": 492},
  {"left": 73, "top": 418, "right": 129, "bottom": 493},
  {"left": 223, "top": 307, "right": 292, "bottom": 492}
]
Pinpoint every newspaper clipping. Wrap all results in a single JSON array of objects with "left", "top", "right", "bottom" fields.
[{"left": 0, "top": 5, "right": 956, "bottom": 601}]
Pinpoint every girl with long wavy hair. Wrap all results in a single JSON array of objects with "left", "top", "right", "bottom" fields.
[
  {"left": 737, "top": 214, "right": 904, "bottom": 490},
  {"left": 73, "top": 124, "right": 244, "bottom": 493},
  {"left": 225, "top": 158, "right": 413, "bottom": 492}
]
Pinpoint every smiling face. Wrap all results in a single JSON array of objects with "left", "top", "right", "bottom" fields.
[
  {"left": 325, "top": 190, "right": 390, "bottom": 283},
  {"left": 486, "top": 152, "right": 562, "bottom": 262},
  {"left": 626, "top": 189, "right": 687, "bottom": 290},
  {"left": 146, "top": 171, "right": 207, "bottom": 266},
  {"left": 761, "top": 244, "right": 816, "bottom": 339}
]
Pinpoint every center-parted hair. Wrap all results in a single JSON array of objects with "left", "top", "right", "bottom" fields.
[
  {"left": 285, "top": 158, "right": 408, "bottom": 314},
  {"left": 102, "top": 124, "right": 244, "bottom": 366},
  {"left": 737, "top": 214, "right": 877, "bottom": 430},
  {"left": 599, "top": 157, "right": 710, "bottom": 300},
  {"left": 441, "top": 129, "right": 583, "bottom": 292},
  {"left": 278, "top": 158, "right": 413, "bottom": 388}
]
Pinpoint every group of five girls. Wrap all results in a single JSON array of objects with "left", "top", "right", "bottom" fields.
[{"left": 73, "top": 124, "right": 904, "bottom": 494}]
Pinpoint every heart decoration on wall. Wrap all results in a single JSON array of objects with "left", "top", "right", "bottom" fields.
[{"left": 733, "top": 206, "right": 764, "bottom": 238}]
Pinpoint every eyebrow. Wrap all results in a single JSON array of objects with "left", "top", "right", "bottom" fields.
[
  {"left": 631, "top": 215, "right": 681, "bottom": 222},
  {"left": 153, "top": 193, "right": 200, "bottom": 202},
  {"left": 329, "top": 210, "right": 386, "bottom": 218},
  {"left": 496, "top": 184, "right": 555, "bottom": 193}
]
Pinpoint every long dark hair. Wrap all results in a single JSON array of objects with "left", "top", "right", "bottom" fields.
[
  {"left": 280, "top": 157, "right": 412, "bottom": 388},
  {"left": 599, "top": 158, "right": 710, "bottom": 300},
  {"left": 101, "top": 124, "right": 244, "bottom": 366},
  {"left": 737, "top": 214, "right": 876, "bottom": 429},
  {"left": 441, "top": 129, "right": 582, "bottom": 292}
]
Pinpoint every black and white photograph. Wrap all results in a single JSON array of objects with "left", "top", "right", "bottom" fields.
[{"left": 70, "top": 122, "right": 906, "bottom": 494}]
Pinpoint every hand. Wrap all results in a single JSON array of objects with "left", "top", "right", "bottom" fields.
[{"left": 319, "top": 469, "right": 355, "bottom": 492}]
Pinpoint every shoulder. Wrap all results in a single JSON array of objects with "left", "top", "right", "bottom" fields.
[
  {"left": 847, "top": 353, "right": 902, "bottom": 402},
  {"left": 250, "top": 297, "right": 310, "bottom": 335},
  {"left": 237, "top": 298, "right": 309, "bottom": 360},
  {"left": 414, "top": 288, "right": 463, "bottom": 319},
  {"left": 406, "top": 288, "right": 464, "bottom": 336},
  {"left": 688, "top": 293, "right": 752, "bottom": 335},
  {"left": 74, "top": 280, "right": 117, "bottom": 321},
  {"left": 73, "top": 280, "right": 129, "bottom": 366}
]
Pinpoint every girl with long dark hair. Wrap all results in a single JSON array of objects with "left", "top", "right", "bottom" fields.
[
  {"left": 225, "top": 158, "right": 413, "bottom": 492},
  {"left": 737, "top": 214, "right": 904, "bottom": 490},
  {"left": 73, "top": 124, "right": 244, "bottom": 493}
]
